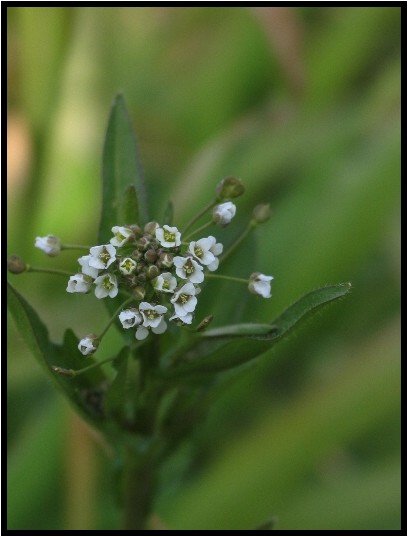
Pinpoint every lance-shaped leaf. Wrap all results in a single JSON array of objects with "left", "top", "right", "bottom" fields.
[
  {"left": 98, "top": 93, "right": 147, "bottom": 244},
  {"left": 7, "top": 281, "right": 108, "bottom": 428},
  {"left": 160, "top": 283, "right": 351, "bottom": 380},
  {"left": 104, "top": 347, "right": 129, "bottom": 423}
]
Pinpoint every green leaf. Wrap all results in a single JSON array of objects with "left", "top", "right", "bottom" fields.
[
  {"left": 160, "top": 283, "right": 351, "bottom": 380},
  {"left": 98, "top": 93, "right": 147, "bottom": 244},
  {"left": 7, "top": 281, "right": 108, "bottom": 427},
  {"left": 202, "top": 323, "right": 277, "bottom": 339},
  {"left": 104, "top": 347, "right": 129, "bottom": 422}
]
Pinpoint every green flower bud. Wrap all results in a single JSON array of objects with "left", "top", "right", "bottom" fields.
[
  {"left": 129, "top": 224, "right": 142, "bottom": 236},
  {"left": 252, "top": 203, "right": 271, "bottom": 224},
  {"left": 7, "top": 255, "right": 27, "bottom": 274},
  {"left": 216, "top": 176, "right": 245, "bottom": 200},
  {"left": 136, "top": 236, "right": 150, "bottom": 251}
]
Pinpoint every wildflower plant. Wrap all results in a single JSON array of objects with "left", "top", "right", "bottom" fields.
[{"left": 7, "top": 95, "right": 351, "bottom": 531}]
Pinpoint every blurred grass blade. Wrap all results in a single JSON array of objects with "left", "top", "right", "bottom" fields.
[
  {"left": 162, "top": 283, "right": 351, "bottom": 379},
  {"left": 162, "top": 201, "right": 174, "bottom": 225},
  {"left": 98, "top": 93, "right": 147, "bottom": 243},
  {"left": 7, "top": 281, "right": 108, "bottom": 428}
]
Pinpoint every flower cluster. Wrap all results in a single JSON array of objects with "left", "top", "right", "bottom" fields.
[
  {"left": 67, "top": 223, "right": 227, "bottom": 346},
  {"left": 16, "top": 178, "right": 275, "bottom": 357}
]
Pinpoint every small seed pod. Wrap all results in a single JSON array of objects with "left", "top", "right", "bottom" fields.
[{"left": 7, "top": 255, "right": 27, "bottom": 274}]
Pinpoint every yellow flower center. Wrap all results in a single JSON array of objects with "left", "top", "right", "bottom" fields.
[
  {"left": 99, "top": 247, "right": 111, "bottom": 264},
  {"left": 164, "top": 230, "right": 175, "bottom": 242},
  {"left": 194, "top": 245, "right": 203, "bottom": 258}
]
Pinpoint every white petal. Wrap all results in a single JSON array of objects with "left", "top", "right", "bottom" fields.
[{"left": 136, "top": 326, "right": 149, "bottom": 340}]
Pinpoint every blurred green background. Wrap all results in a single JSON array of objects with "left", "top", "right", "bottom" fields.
[{"left": 7, "top": 6, "right": 401, "bottom": 531}]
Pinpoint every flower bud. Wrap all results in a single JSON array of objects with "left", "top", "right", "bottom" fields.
[
  {"left": 131, "top": 249, "right": 143, "bottom": 261},
  {"left": 146, "top": 264, "right": 160, "bottom": 280},
  {"left": 252, "top": 203, "right": 271, "bottom": 224},
  {"left": 78, "top": 334, "right": 99, "bottom": 356},
  {"left": 133, "top": 286, "right": 146, "bottom": 300},
  {"left": 137, "top": 272, "right": 147, "bottom": 283},
  {"left": 35, "top": 234, "right": 61, "bottom": 256},
  {"left": 136, "top": 236, "right": 150, "bottom": 251},
  {"left": 144, "top": 221, "right": 160, "bottom": 235},
  {"left": 52, "top": 366, "right": 75, "bottom": 378},
  {"left": 213, "top": 202, "right": 236, "bottom": 227},
  {"left": 144, "top": 249, "right": 158, "bottom": 263},
  {"left": 157, "top": 252, "right": 174, "bottom": 269},
  {"left": 248, "top": 272, "right": 273, "bottom": 299},
  {"left": 7, "top": 255, "right": 27, "bottom": 274},
  {"left": 129, "top": 224, "right": 142, "bottom": 236},
  {"left": 216, "top": 176, "right": 245, "bottom": 200}
]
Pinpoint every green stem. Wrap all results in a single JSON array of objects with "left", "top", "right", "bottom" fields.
[
  {"left": 26, "top": 265, "right": 73, "bottom": 277},
  {"left": 122, "top": 449, "right": 155, "bottom": 530},
  {"left": 205, "top": 273, "right": 249, "bottom": 284},
  {"left": 61, "top": 244, "right": 91, "bottom": 251},
  {"left": 219, "top": 220, "right": 256, "bottom": 263},
  {"left": 98, "top": 296, "right": 134, "bottom": 339},
  {"left": 183, "top": 220, "right": 213, "bottom": 241},
  {"left": 181, "top": 199, "right": 216, "bottom": 235}
]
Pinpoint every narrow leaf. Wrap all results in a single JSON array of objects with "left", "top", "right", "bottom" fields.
[
  {"left": 202, "top": 323, "right": 277, "bottom": 339},
  {"left": 7, "top": 281, "right": 108, "bottom": 427},
  {"left": 162, "top": 201, "right": 174, "bottom": 225},
  {"left": 104, "top": 347, "right": 129, "bottom": 421},
  {"left": 98, "top": 93, "right": 147, "bottom": 244},
  {"left": 160, "top": 283, "right": 351, "bottom": 380}
]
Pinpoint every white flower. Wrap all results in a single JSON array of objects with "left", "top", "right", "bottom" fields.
[
  {"left": 139, "top": 302, "right": 168, "bottom": 328},
  {"left": 119, "top": 308, "right": 142, "bottom": 329},
  {"left": 188, "top": 237, "right": 216, "bottom": 267},
  {"left": 66, "top": 273, "right": 93, "bottom": 294},
  {"left": 207, "top": 236, "right": 223, "bottom": 271},
  {"left": 173, "top": 256, "right": 204, "bottom": 284},
  {"left": 212, "top": 202, "right": 236, "bottom": 227},
  {"left": 136, "top": 312, "right": 167, "bottom": 340},
  {"left": 88, "top": 244, "right": 116, "bottom": 270},
  {"left": 248, "top": 273, "right": 273, "bottom": 298},
  {"left": 34, "top": 235, "right": 61, "bottom": 256},
  {"left": 94, "top": 273, "right": 119, "bottom": 299},
  {"left": 155, "top": 225, "right": 181, "bottom": 248},
  {"left": 153, "top": 272, "right": 177, "bottom": 293},
  {"left": 78, "top": 334, "right": 99, "bottom": 356},
  {"left": 170, "top": 312, "right": 193, "bottom": 325},
  {"left": 110, "top": 226, "right": 133, "bottom": 247},
  {"left": 78, "top": 255, "right": 100, "bottom": 279},
  {"left": 135, "top": 325, "right": 149, "bottom": 340},
  {"left": 170, "top": 282, "right": 198, "bottom": 317},
  {"left": 119, "top": 257, "right": 137, "bottom": 275}
]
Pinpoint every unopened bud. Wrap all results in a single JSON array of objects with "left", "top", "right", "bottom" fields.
[
  {"left": 52, "top": 366, "right": 75, "bottom": 378},
  {"left": 133, "top": 286, "right": 146, "bottom": 300},
  {"left": 195, "top": 315, "right": 214, "bottom": 332},
  {"left": 144, "top": 249, "right": 158, "bottom": 263},
  {"left": 252, "top": 203, "right": 271, "bottom": 224},
  {"left": 146, "top": 265, "right": 160, "bottom": 280},
  {"left": 136, "top": 236, "right": 150, "bottom": 251},
  {"left": 216, "top": 176, "right": 245, "bottom": 200},
  {"left": 158, "top": 252, "right": 174, "bottom": 269},
  {"left": 213, "top": 202, "right": 236, "bottom": 227},
  {"left": 131, "top": 249, "right": 143, "bottom": 261},
  {"left": 129, "top": 224, "right": 142, "bottom": 236},
  {"left": 78, "top": 334, "right": 99, "bottom": 356},
  {"left": 144, "top": 221, "right": 160, "bottom": 235},
  {"left": 7, "top": 255, "right": 27, "bottom": 274}
]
